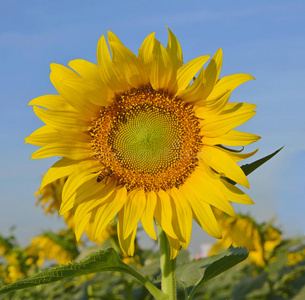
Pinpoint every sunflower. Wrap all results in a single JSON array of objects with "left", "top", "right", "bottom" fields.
[
  {"left": 209, "top": 210, "right": 282, "bottom": 266},
  {"left": 26, "top": 28, "right": 259, "bottom": 259},
  {"left": 209, "top": 211, "right": 265, "bottom": 266},
  {"left": 35, "top": 176, "right": 117, "bottom": 245},
  {"left": 30, "top": 231, "right": 79, "bottom": 265},
  {"left": 263, "top": 225, "right": 282, "bottom": 253},
  {"left": 2, "top": 253, "right": 26, "bottom": 284},
  {"left": 35, "top": 177, "right": 66, "bottom": 215}
]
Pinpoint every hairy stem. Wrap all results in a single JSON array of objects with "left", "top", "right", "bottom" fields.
[{"left": 157, "top": 225, "right": 177, "bottom": 300}]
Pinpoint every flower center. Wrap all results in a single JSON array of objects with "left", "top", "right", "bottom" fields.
[
  {"left": 110, "top": 106, "right": 182, "bottom": 174},
  {"left": 91, "top": 85, "right": 202, "bottom": 192}
]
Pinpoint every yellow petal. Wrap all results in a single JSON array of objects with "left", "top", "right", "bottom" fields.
[
  {"left": 219, "top": 178, "right": 254, "bottom": 205},
  {"left": 202, "top": 129, "right": 261, "bottom": 146},
  {"left": 75, "top": 211, "right": 92, "bottom": 241},
  {"left": 194, "top": 90, "right": 230, "bottom": 118},
  {"left": 40, "top": 158, "right": 80, "bottom": 190},
  {"left": 220, "top": 102, "right": 257, "bottom": 115},
  {"left": 97, "top": 35, "right": 129, "bottom": 93},
  {"left": 176, "top": 55, "right": 210, "bottom": 92},
  {"left": 183, "top": 170, "right": 235, "bottom": 216},
  {"left": 178, "top": 49, "right": 223, "bottom": 103},
  {"left": 60, "top": 160, "right": 102, "bottom": 212},
  {"left": 182, "top": 187, "right": 222, "bottom": 238},
  {"left": 177, "top": 66, "right": 206, "bottom": 103},
  {"left": 152, "top": 39, "right": 176, "bottom": 93},
  {"left": 200, "top": 160, "right": 221, "bottom": 180},
  {"left": 68, "top": 59, "right": 101, "bottom": 81},
  {"left": 138, "top": 32, "right": 155, "bottom": 64},
  {"left": 197, "top": 161, "right": 254, "bottom": 205},
  {"left": 31, "top": 141, "right": 93, "bottom": 160},
  {"left": 74, "top": 195, "right": 107, "bottom": 225},
  {"left": 141, "top": 191, "right": 157, "bottom": 240},
  {"left": 208, "top": 73, "right": 255, "bottom": 99},
  {"left": 218, "top": 147, "right": 259, "bottom": 162},
  {"left": 201, "top": 145, "right": 249, "bottom": 188},
  {"left": 138, "top": 33, "right": 176, "bottom": 94},
  {"left": 50, "top": 64, "right": 99, "bottom": 116},
  {"left": 26, "top": 130, "right": 90, "bottom": 147},
  {"left": 75, "top": 201, "right": 101, "bottom": 225},
  {"left": 63, "top": 79, "right": 113, "bottom": 107},
  {"left": 28, "top": 95, "right": 77, "bottom": 112},
  {"left": 33, "top": 106, "right": 92, "bottom": 132},
  {"left": 154, "top": 190, "right": 178, "bottom": 239},
  {"left": 166, "top": 234, "right": 181, "bottom": 260},
  {"left": 49, "top": 62, "right": 80, "bottom": 80},
  {"left": 109, "top": 40, "right": 148, "bottom": 88},
  {"left": 94, "top": 186, "right": 128, "bottom": 238},
  {"left": 118, "top": 216, "right": 137, "bottom": 256},
  {"left": 200, "top": 110, "right": 256, "bottom": 137},
  {"left": 61, "top": 177, "right": 117, "bottom": 215},
  {"left": 201, "top": 48, "right": 223, "bottom": 99},
  {"left": 25, "top": 126, "right": 56, "bottom": 145},
  {"left": 107, "top": 31, "right": 124, "bottom": 45},
  {"left": 169, "top": 187, "right": 192, "bottom": 249},
  {"left": 122, "top": 189, "right": 146, "bottom": 239},
  {"left": 166, "top": 26, "right": 183, "bottom": 70}
]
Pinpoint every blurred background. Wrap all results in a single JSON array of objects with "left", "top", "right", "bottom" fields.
[{"left": 0, "top": 0, "right": 304, "bottom": 255}]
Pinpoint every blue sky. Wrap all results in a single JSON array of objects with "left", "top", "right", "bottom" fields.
[{"left": 0, "top": 0, "right": 304, "bottom": 254}]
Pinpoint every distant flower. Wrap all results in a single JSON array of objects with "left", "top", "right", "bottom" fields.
[
  {"left": 209, "top": 210, "right": 281, "bottom": 266},
  {"left": 35, "top": 177, "right": 117, "bottom": 245},
  {"left": 35, "top": 177, "right": 66, "bottom": 215},
  {"left": 1, "top": 252, "right": 25, "bottom": 284},
  {"left": 287, "top": 251, "right": 304, "bottom": 266},
  {"left": 27, "top": 28, "right": 259, "bottom": 259},
  {"left": 29, "top": 231, "right": 79, "bottom": 265}
]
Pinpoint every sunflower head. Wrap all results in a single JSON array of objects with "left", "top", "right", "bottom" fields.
[
  {"left": 30, "top": 231, "right": 78, "bottom": 265},
  {"left": 27, "top": 28, "right": 259, "bottom": 259}
]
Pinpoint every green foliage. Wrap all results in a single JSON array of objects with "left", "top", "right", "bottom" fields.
[
  {"left": 0, "top": 248, "right": 167, "bottom": 299},
  {"left": 241, "top": 146, "right": 284, "bottom": 177},
  {"left": 0, "top": 245, "right": 249, "bottom": 300},
  {"left": 193, "top": 238, "right": 305, "bottom": 300},
  {"left": 1, "top": 234, "right": 305, "bottom": 299},
  {"left": 225, "top": 146, "right": 283, "bottom": 185},
  {"left": 176, "top": 246, "right": 248, "bottom": 299}
]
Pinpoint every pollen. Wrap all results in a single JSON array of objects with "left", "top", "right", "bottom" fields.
[{"left": 91, "top": 85, "right": 202, "bottom": 192}]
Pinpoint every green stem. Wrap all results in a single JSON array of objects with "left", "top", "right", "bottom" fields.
[
  {"left": 110, "top": 235, "right": 122, "bottom": 254},
  {"left": 157, "top": 225, "right": 177, "bottom": 300},
  {"left": 125, "top": 281, "right": 133, "bottom": 300},
  {"left": 123, "top": 266, "right": 167, "bottom": 300}
]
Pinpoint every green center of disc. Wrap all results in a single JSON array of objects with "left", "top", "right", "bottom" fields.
[{"left": 110, "top": 107, "right": 182, "bottom": 174}]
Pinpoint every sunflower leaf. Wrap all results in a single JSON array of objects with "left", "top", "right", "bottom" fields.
[
  {"left": 241, "top": 146, "right": 284, "bottom": 176},
  {"left": 0, "top": 248, "right": 168, "bottom": 300},
  {"left": 176, "top": 246, "right": 248, "bottom": 300},
  {"left": 225, "top": 146, "right": 284, "bottom": 185}
]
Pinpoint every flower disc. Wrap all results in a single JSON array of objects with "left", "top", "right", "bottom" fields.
[{"left": 91, "top": 85, "right": 202, "bottom": 191}]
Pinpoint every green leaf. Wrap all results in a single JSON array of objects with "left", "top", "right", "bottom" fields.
[
  {"left": 293, "top": 283, "right": 305, "bottom": 300},
  {"left": 0, "top": 248, "right": 168, "bottom": 300},
  {"left": 225, "top": 146, "right": 284, "bottom": 185},
  {"left": 176, "top": 246, "right": 248, "bottom": 300},
  {"left": 241, "top": 146, "right": 284, "bottom": 176},
  {"left": 232, "top": 272, "right": 269, "bottom": 300}
]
